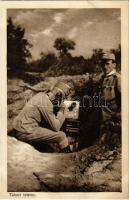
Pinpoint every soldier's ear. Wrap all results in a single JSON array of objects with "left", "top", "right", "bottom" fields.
[{"left": 112, "top": 62, "right": 116, "bottom": 68}]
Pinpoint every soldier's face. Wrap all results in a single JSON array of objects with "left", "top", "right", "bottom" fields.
[
  {"left": 102, "top": 60, "right": 115, "bottom": 74},
  {"left": 52, "top": 92, "right": 63, "bottom": 107}
]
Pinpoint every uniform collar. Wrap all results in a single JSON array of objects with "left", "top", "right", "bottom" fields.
[
  {"left": 106, "top": 69, "right": 116, "bottom": 77},
  {"left": 47, "top": 92, "right": 54, "bottom": 101}
]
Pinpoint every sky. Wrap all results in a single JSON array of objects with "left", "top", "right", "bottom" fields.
[{"left": 7, "top": 9, "right": 121, "bottom": 60}]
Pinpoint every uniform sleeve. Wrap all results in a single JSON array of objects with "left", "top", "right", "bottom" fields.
[
  {"left": 116, "top": 74, "right": 121, "bottom": 112},
  {"left": 43, "top": 106, "right": 65, "bottom": 132},
  {"left": 116, "top": 74, "right": 121, "bottom": 93}
]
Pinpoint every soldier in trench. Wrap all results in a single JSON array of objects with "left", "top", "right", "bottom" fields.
[
  {"left": 79, "top": 52, "right": 121, "bottom": 149},
  {"left": 99, "top": 52, "right": 121, "bottom": 148},
  {"left": 13, "top": 81, "right": 74, "bottom": 153}
]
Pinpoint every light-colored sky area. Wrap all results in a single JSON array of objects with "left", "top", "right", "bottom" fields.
[{"left": 7, "top": 9, "right": 121, "bottom": 60}]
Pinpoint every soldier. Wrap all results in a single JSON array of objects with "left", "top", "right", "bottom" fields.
[
  {"left": 13, "top": 81, "right": 74, "bottom": 153},
  {"left": 99, "top": 52, "right": 121, "bottom": 147}
]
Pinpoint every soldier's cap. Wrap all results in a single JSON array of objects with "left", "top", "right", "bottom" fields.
[
  {"left": 54, "top": 81, "right": 74, "bottom": 96},
  {"left": 102, "top": 52, "right": 115, "bottom": 61}
]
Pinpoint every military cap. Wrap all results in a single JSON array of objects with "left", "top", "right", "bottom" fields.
[
  {"left": 102, "top": 52, "right": 115, "bottom": 61},
  {"left": 54, "top": 81, "right": 74, "bottom": 96}
]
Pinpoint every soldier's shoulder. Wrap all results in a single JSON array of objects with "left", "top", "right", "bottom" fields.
[
  {"left": 115, "top": 72, "right": 121, "bottom": 78},
  {"left": 30, "top": 92, "right": 48, "bottom": 102},
  {"left": 35, "top": 91, "right": 46, "bottom": 96},
  {"left": 91, "top": 72, "right": 104, "bottom": 83},
  {"left": 114, "top": 72, "right": 121, "bottom": 81}
]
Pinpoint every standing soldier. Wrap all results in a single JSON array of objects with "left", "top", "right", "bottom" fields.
[{"left": 99, "top": 52, "right": 121, "bottom": 148}]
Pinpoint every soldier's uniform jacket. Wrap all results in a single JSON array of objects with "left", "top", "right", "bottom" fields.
[
  {"left": 13, "top": 92, "right": 65, "bottom": 133},
  {"left": 100, "top": 70, "right": 121, "bottom": 121}
]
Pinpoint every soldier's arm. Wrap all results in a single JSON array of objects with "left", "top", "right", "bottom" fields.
[
  {"left": 116, "top": 74, "right": 121, "bottom": 93},
  {"left": 20, "top": 82, "right": 47, "bottom": 92},
  {"left": 116, "top": 74, "right": 121, "bottom": 119},
  {"left": 43, "top": 106, "right": 66, "bottom": 132}
]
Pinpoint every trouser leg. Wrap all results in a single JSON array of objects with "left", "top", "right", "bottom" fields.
[
  {"left": 15, "top": 127, "right": 68, "bottom": 149},
  {"left": 99, "top": 119, "right": 121, "bottom": 148}
]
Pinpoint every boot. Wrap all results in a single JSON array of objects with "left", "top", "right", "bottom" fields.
[{"left": 60, "top": 145, "right": 72, "bottom": 153}]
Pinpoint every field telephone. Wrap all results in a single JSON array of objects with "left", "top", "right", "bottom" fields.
[{"left": 63, "top": 100, "right": 80, "bottom": 152}]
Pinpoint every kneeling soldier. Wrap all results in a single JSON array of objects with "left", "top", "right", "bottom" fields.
[{"left": 13, "top": 81, "right": 74, "bottom": 153}]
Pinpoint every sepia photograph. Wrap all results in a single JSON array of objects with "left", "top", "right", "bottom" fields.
[
  {"left": 7, "top": 7, "right": 123, "bottom": 193},
  {"left": 0, "top": 1, "right": 127, "bottom": 198}
]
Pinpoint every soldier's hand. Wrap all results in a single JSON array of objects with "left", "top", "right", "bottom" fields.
[
  {"left": 112, "top": 112, "right": 121, "bottom": 123},
  {"left": 59, "top": 102, "right": 66, "bottom": 113},
  {"left": 115, "top": 112, "right": 121, "bottom": 120}
]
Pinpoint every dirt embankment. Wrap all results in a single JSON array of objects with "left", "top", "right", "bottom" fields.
[{"left": 8, "top": 136, "right": 121, "bottom": 192}]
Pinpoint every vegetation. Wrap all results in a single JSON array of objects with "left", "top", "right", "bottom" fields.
[
  {"left": 7, "top": 17, "right": 32, "bottom": 71},
  {"left": 54, "top": 37, "right": 75, "bottom": 57},
  {"left": 7, "top": 18, "right": 121, "bottom": 77}
]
